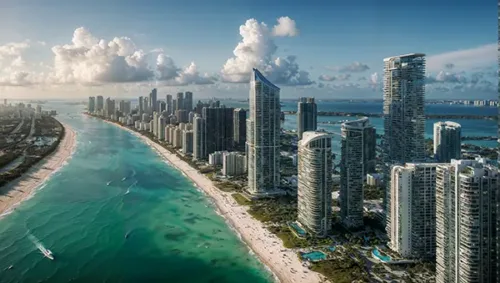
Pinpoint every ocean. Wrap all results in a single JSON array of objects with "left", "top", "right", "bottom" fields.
[{"left": 0, "top": 104, "right": 273, "bottom": 283}]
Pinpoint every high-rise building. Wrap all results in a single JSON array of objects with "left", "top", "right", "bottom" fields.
[
  {"left": 139, "top": 96, "right": 144, "bottom": 115},
  {"left": 152, "top": 112, "right": 159, "bottom": 137},
  {"left": 105, "top": 98, "right": 115, "bottom": 118},
  {"left": 193, "top": 115, "right": 206, "bottom": 160},
  {"left": 184, "top": 91, "right": 193, "bottom": 111},
  {"left": 166, "top": 94, "right": 173, "bottom": 115},
  {"left": 176, "top": 109, "right": 188, "bottom": 123},
  {"left": 182, "top": 130, "right": 194, "bottom": 155},
  {"left": 340, "top": 117, "right": 376, "bottom": 228},
  {"left": 233, "top": 108, "right": 247, "bottom": 151},
  {"left": 297, "top": 131, "right": 333, "bottom": 237},
  {"left": 297, "top": 97, "right": 317, "bottom": 140},
  {"left": 158, "top": 101, "right": 166, "bottom": 113},
  {"left": 247, "top": 68, "right": 281, "bottom": 196},
  {"left": 222, "top": 152, "right": 246, "bottom": 176},
  {"left": 149, "top": 88, "right": 157, "bottom": 113},
  {"left": 176, "top": 92, "right": 184, "bottom": 111},
  {"left": 436, "top": 159, "right": 499, "bottom": 283},
  {"left": 96, "top": 95, "right": 104, "bottom": 113},
  {"left": 158, "top": 116, "right": 166, "bottom": 140},
  {"left": 88, "top": 96, "right": 96, "bottom": 113},
  {"left": 388, "top": 163, "right": 439, "bottom": 259},
  {"left": 203, "top": 106, "right": 234, "bottom": 155},
  {"left": 383, "top": 53, "right": 426, "bottom": 233},
  {"left": 188, "top": 111, "right": 195, "bottom": 124},
  {"left": 433, "top": 121, "right": 461, "bottom": 162},
  {"left": 144, "top": 97, "right": 149, "bottom": 113}
]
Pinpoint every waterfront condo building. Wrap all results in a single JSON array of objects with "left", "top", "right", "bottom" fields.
[
  {"left": 233, "top": 108, "right": 247, "bottom": 151},
  {"left": 88, "top": 96, "right": 96, "bottom": 114},
  {"left": 297, "top": 131, "right": 333, "bottom": 237},
  {"left": 193, "top": 115, "right": 206, "bottom": 160},
  {"left": 96, "top": 95, "right": 104, "bottom": 113},
  {"left": 382, "top": 53, "right": 426, "bottom": 234},
  {"left": 149, "top": 88, "right": 157, "bottom": 114},
  {"left": 297, "top": 97, "right": 317, "bottom": 140},
  {"left": 388, "top": 163, "right": 439, "bottom": 259},
  {"left": 340, "top": 117, "right": 376, "bottom": 229},
  {"left": 433, "top": 121, "right": 461, "bottom": 163},
  {"left": 246, "top": 68, "right": 281, "bottom": 196},
  {"left": 435, "top": 159, "right": 499, "bottom": 283},
  {"left": 202, "top": 105, "right": 234, "bottom": 155},
  {"left": 222, "top": 152, "right": 246, "bottom": 177}
]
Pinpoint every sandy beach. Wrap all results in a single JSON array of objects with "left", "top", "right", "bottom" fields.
[
  {"left": 110, "top": 121, "right": 324, "bottom": 283},
  {"left": 0, "top": 124, "right": 76, "bottom": 217}
]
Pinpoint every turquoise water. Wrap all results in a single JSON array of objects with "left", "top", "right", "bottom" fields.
[
  {"left": 327, "top": 246, "right": 336, "bottom": 252},
  {"left": 372, "top": 248, "right": 391, "bottom": 262},
  {"left": 0, "top": 107, "right": 273, "bottom": 283},
  {"left": 300, "top": 251, "right": 326, "bottom": 261},
  {"left": 289, "top": 222, "right": 306, "bottom": 237}
]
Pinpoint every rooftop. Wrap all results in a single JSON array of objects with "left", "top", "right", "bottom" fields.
[
  {"left": 253, "top": 68, "right": 280, "bottom": 90},
  {"left": 300, "top": 131, "right": 332, "bottom": 147},
  {"left": 383, "top": 53, "right": 426, "bottom": 61}
]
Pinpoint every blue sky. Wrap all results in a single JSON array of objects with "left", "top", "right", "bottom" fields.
[{"left": 0, "top": 0, "right": 497, "bottom": 99}]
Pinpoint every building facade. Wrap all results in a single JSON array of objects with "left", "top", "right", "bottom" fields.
[
  {"left": 193, "top": 115, "right": 206, "bottom": 160},
  {"left": 388, "top": 163, "right": 439, "bottom": 259},
  {"left": 246, "top": 68, "right": 281, "bottom": 195},
  {"left": 222, "top": 152, "right": 246, "bottom": 177},
  {"left": 433, "top": 121, "right": 461, "bottom": 162},
  {"left": 88, "top": 96, "right": 95, "bottom": 113},
  {"left": 233, "top": 108, "right": 247, "bottom": 151},
  {"left": 203, "top": 106, "right": 234, "bottom": 156},
  {"left": 436, "top": 159, "right": 499, "bottom": 283},
  {"left": 383, "top": 53, "right": 427, "bottom": 233},
  {"left": 297, "top": 97, "right": 317, "bottom": 140},
  {"left": 340, "top": 117, "right": 376, "bottom": 228},
  {"left": 297, "top": 131, "right": 333, "bottom": 237}
]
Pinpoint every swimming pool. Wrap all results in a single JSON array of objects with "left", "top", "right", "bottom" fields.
[
  {"left": 372, "top": 248, "right": 391, "bottom": 262},
  {"left": 327, "top": 246, "right": 336, "bottom": 252},
  {"left": 301, "top": 251, "right": 327, "bottom": 261},
  {"left": 289, "top": 222, "right": 307, "bottom": 237}
]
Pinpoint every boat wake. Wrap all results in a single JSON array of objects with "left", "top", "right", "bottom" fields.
[
  {"left": 125, "top": 181, "right": 138, "bottom": 195},
  {"left": 28, "top": 234, "right": 54, "bottom": 260}
]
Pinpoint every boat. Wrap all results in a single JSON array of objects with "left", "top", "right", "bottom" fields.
[
  {"left": 106, "top": 181, "right": 112, "bottom": 186},
  {"left": 121, "top": 177, "right": 127, "bottom": 181},
  {"left": 42, "top": 249, "right": 54, "bottom": 260},
  {"left": 125, "top": 231, "right": 131, "bottom": 239},
  {"left": 7, "top": 265, "right": 13, "bottom": 270},
  {"left": 125, "top": 188, "right": 130, "bottom": 195}
]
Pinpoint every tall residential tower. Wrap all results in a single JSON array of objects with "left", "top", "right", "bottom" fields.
[
  {"left": 297, "top": 97, "right": 317, "bottom": 140},
  {"left": 297, "top": 131, "right": 333, "bottom": 237},
  {"left": 433, "top": 121, "right": 461, "bottom": 162},
  {"left": 246, "top": 69, "right": 281, "bottom": 196}
]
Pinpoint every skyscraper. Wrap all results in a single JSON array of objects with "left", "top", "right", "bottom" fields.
[
  {"left": 184, "top": 91, "right": 193, "bottom": 111},
  {"left": 436, "top": 159, "right": 499, "bottom": 283},
  {"left": 247, "top": 68, "right": 281, "bottom": 196},
  {"left": 383, "top": 53, "right": 426, "bottom": 233},
  {"left": 193, "top": 115, "right": 206, "bottom": 160},
  {"left": 433, "top": 121, "right": 461, "bottom": 162},
  {"left": 202, "top": 106, "right": 234, "bottom": 155},
  {"left": 297, "top": 97, "right": 317, "bottom": 140},
  {"left": 297, "top": 131, "right": 333, "bottom": 237},
  {"left": 233, "top": 108, "right": 247, "bottom": 151},
  {"left": 166, "top": 94, "right": 173, "bottom": 115},
  {"left": 96, "top": 95, "right": 104, "bottom": 113},
  {"left": 149, "top": 88, "right": 157, "bottom": 114},
  {"left": 158, "top": 116, "right": 166, "bottom": 140},
  {"left": 138, "top": 96, "right": 144, "bottom": 115},
  {"left": 176, "top": 92, "right": 184, "bottom": 111},
  {"left": 340, "top": 117, "right": 376, "bottom": 229},
  {"left": 388, "top": 163, "right": 439, "bottom": 259},
  {"left": 158, "top": 101, "right": 166, "bottom": 113},
  {"left": 88, "top": 97, "right": 96, "bottom": 113}
]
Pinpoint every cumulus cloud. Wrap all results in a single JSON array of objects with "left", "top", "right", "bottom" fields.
[
  {"left": 166, "top": 62, "right": 215, "bottom": 86},
  {"left": 221, "top": 18, "right": 312, "bottom": 86},
  {"left": 0, "top": 40, "right": 41, "bottom": 86},
  {"left": 328, "top": 62, "right": 370, "bottom": 73},
  {"left": 272, "top": 17, "right": 299, "bottom": 37},
  {"left": 427, "top": 43, "right": 496, "bottom": 72},
  {"left": 318, "top": 74, "right": 351, "bottom": 82},
  {"left": 370, "top": 72, "right": 379, "bottom": 85},
  {"left": 49, "top": 27, "right": 213, "bottom": 86}
]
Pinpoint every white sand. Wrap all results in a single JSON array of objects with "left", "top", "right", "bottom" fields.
[
  {"left": 0, "top": 124, "right": 76, "bottom": 217},
  {"left": 112, "top": 122, "right": 324, "bottom": 283}
]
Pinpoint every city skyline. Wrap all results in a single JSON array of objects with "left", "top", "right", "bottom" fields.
[{"left": 0, "top": 0, "right": 496, "bottom": 100}]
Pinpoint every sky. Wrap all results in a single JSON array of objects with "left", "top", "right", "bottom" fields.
[{"left": 0, "top": 0, "right": 497, "bottom": 100}]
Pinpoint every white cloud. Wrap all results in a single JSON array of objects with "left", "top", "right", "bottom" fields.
[
  {"left": 318, "top": 74, "right": 351, "bottom": 82},
  {"left": 272, "top": 16, "right": 299, "bottom": 37},
  {"left": 221, "top": 17, "right": 312, "bottom": 85},
  {"left": 0, "top": 40, "right": 41, "bottom": 86},
  {"left": 165, "top": 62, "right": 215, "bottom": 86},
  {"left": 48, "top": 27, "right": 213, "bottom": 86},
  {"left": 427, "top": 43, "right": 497, "bottom": 72},
  {"left": 370, "top": 72, "right": 378, "bottom": 85},
  {"left": 327, "top": 62, "right": 370, "bottom": 73}
]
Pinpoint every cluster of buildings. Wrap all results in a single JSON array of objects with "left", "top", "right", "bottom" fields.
[
  {"left": 459, "top": 99, "right": 498, "bottom": 107},
  {"left": 88, "top": 56, "right": 499, "bottom": 281}
]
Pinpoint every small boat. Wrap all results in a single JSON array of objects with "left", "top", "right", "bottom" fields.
[
  {"left": 121, "top": 177, "right": 127, "bottom": 181},
  {"left": 106, "top": 181, "right": 112, "bottom": 186},
  {"left": 125, "top": 231, "right": 131, "bottom": 239},
  {"left": 43, "top": 249, "right": 54, "bottom": 260},
  {"left": 125, "top": 188, "right": 130, "bottom": 195},
  {"left": 8, "top": 265, "right": 13, "bottom": 270}
]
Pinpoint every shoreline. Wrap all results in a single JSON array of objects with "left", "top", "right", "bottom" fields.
[
  {"left": 102, "top": 119, "right": 323, "bottom": 283},
  {"left": 0, "top": 123, "right": 77, "bottom": 218}
]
